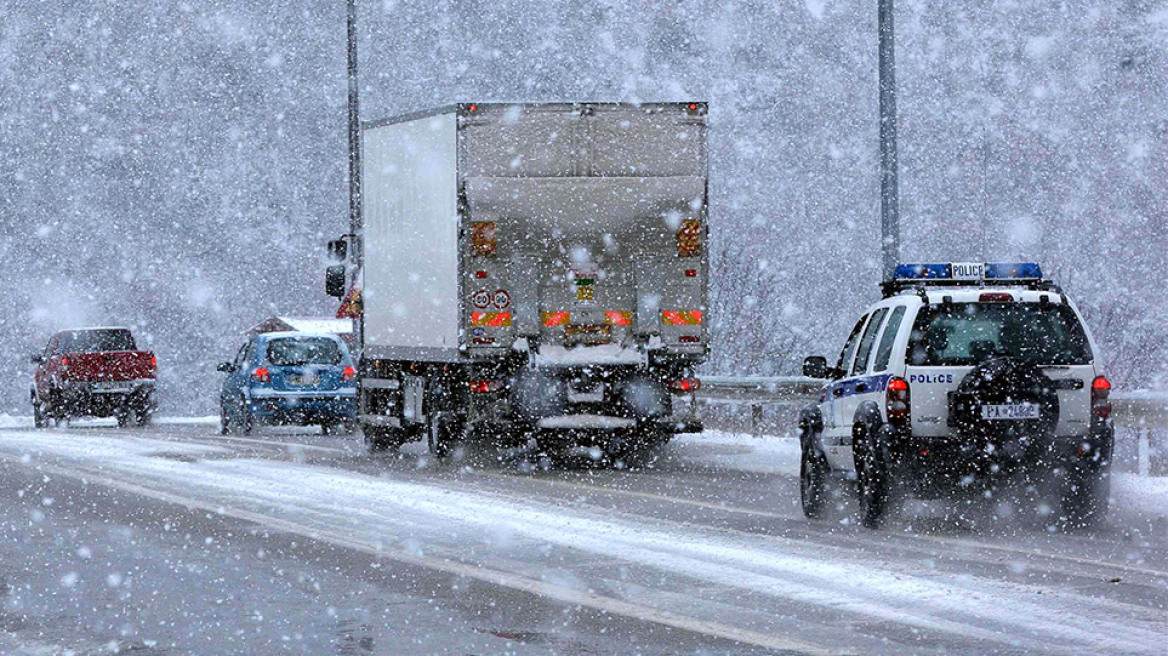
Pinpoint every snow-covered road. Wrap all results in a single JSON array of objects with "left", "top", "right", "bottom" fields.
[{"left": 1, "top": 423, "right": 1166, "bottom": 655}]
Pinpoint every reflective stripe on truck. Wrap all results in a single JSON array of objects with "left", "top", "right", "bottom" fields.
[
  {"left": 470, "top": 312, "right": 512, "bottom": 327},
  {"left": 661, "top": 310, "right": 703, "bottom": 326}
]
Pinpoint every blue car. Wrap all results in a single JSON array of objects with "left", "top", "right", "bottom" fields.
[{"left": 217, "top": 332, "right": 357, "bottom": 435}]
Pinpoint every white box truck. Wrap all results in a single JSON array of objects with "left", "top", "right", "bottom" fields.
[{"left": 327, "top": 102, "right": 708, "bottom": 458}]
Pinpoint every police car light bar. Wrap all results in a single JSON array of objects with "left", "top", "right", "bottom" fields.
[{"left": 892, "top": 262, "right": 1043, "bottom": 282}]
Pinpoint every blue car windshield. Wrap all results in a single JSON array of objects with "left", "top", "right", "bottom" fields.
[{"left": 266, "top": 338, "right": 343, "bottom": 366}]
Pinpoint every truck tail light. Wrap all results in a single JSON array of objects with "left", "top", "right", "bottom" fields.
[
  {"left": 669, "top": 378, "right": 701, "bottom": 393},
  {"left": 1092, "top": 376, "right": 1111, "bottom": 420},
  {"left": 252, "top": 367, "right": 270, "bottom": 383},
  {"left": 886, "top": 377, "right": 910, "bottom": 428},
  {"left": 342, "top": 366, "right": 356, "bottom": 382},
  {"left": 468, "top": 379, "right": 504, "bottom": 394}
]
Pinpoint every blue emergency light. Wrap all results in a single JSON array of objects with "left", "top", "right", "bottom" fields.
[{"left": 893, "top": 262, "right": 1043, "bottom": 282}]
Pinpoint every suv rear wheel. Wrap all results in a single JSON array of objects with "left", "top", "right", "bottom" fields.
[
  {"left": 854, "top": 420, "right": 890, "bottom": 529},
  {"left": 1061, "top": 463, "right": 1110, "bottom": 529}
]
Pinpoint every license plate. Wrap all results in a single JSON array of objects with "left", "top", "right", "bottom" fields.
[
  {"left": 95, "top": 382, "right": 132, "bottom": 393},
  {"left": 290, "top": 374, "right": 320, "bottom": 387},
  {"left": 981, "top": 403, "right": 1040, "bottom": 420},
  {"left": 568, "top": 385, "right": 604, "bottom": 403}
]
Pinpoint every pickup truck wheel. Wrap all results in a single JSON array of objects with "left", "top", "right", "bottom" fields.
[
  {"left": 133, "top": 408, "right": 151, "bottom": 427},
  {"left": 32, "top": 392, "right": 47, "bottom": 429},
  {"left": 116, "top": 406, "right": 132, "bottom": 428}
]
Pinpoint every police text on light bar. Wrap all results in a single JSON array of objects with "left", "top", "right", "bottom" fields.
[{"left": 892, "top": 262, "right": 1044, "bottom": 282}]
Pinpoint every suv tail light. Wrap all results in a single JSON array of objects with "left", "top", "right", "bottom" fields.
[
  {"left": 252, "top": 367, "right": 270, "bottom": 383},
  {"left": 669, "top": 378, "right": 702, "bottom": 393},
  {"left": 1091, "top": 376, "right": 1111, "bottom": 420},
  {"left": 886, "top": 377, "right": 910, "bottom": 428},
  {"left": 468, "top": 379, "right": 504, "bottom": 394},
  {"left": 342, "top": 366, "right": 356, "bottom": 382}
]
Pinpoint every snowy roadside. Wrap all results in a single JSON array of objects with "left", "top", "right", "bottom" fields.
[
  {"left": 674, "top": 430, "right": 1168, "bottom": 520},
  {"left": 0, "top": 415, "right": 217, "bottom": 429}
]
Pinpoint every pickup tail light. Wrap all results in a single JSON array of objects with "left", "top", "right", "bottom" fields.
[
  {"left": 669, "top": 378, "right": 701, "bottom": 393},
  {"left": 252, "top": 367, "right": 270, "bottom": 383},
  {"left": 61, "top": 357, "right": 69, "bottom": 367},
  {"left": 886, "top": 377, "right": 910, "bottom": 428},
  {"left": 468, "top": 379, "right": 504, "bottom": 394},
  {"left": 149, "top": 355, "right": 157, "bottom": 373},
  {"left": 1092, "top": 376, "right": 1111, "bottom": 420},
  {"left": 342, "top": 366, "right": 357, "bottom": 382}
]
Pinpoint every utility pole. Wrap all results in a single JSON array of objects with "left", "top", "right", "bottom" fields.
[
  {"left": 346, "top": 0, "right": 363, "bottom": 355},
  {"left": 347, "top": 0, "right": 361, "bottom": 252},
  {"left": 878, "top": 0, "right": 899, "bottom": 281}
]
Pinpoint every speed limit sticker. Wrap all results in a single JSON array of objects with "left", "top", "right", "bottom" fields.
[
  {"left": 472, "top": 289, "right": 491, "bottom": 309},
  {"left": 493, "top": 290, "right": 511, "bottom": 309}
]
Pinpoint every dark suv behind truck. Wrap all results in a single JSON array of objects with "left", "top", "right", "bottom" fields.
[{"left": 31, "top": 327, "right": 157, "bottom": 427}]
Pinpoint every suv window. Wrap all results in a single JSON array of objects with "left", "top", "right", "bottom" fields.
[
  {"left": 908, "top": 302, "right": 1092, "bottom": 366},
  {"left": 873, "top": 306, "right": 907, "bottom": 372},
  {"left": 835, "top": 315, "right": 869, "bottom": 375},
  {"left": 58, "top": 329, "right": 135, "bottom": 353},
  {"left": 266, "top": 338, "right": 343, "bottom": 366},
  {"left": 851, "top": 308, "right": 889, "bottom": 375}
]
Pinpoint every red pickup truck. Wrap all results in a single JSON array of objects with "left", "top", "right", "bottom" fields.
[{"left": 31, "top": 327, "right": 157, "bottom": 428}]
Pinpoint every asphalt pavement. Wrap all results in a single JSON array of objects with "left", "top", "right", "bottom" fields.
[{"left": 0, "top": 421, "right": 1165, "bottom": 655}]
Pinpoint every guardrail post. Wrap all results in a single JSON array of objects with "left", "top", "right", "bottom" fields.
[
  {"left": 751, "top": 404, "right": 763, "bottom": 439},
  {"left": 1139, "top": 429, "right": 1150, "bottom": 477},
  {"left": 1152, "top": 429, "right": 1167, "bottom": 477}
]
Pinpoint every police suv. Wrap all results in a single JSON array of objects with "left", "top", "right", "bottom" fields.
[{"left": 798, "top": 263, "right": 1113, "bottom": 529}]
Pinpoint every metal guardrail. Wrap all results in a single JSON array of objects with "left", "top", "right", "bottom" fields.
[{"left": 698, "top": 376, "right": 1168, "bottom": 475}]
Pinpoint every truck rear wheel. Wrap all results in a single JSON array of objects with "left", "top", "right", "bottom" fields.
[
  {"left": 427, "top": 411, "right": 461, "bottom": 460},
  {"left": 365, "top": 425, "right": 405, "bottom": 453}
]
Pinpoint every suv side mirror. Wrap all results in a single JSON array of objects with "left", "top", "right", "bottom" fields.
[
  {"left": 217, "top": 362, "right": 234, "bottom": 373},
  {"left": 326, "top": 265, "right": 347, "bottom": 298},
  {"left": 327, "top": 239, "right": 348, "bottom": 262},
  {"left": 30, "top": 354, "right": 44, "bottom": 365},
  {"left": 802, "top": 356, "right": 829, "bottom": 379}
]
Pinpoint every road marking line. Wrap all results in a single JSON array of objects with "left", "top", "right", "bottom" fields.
[
  {"left": 478, "top": 472, "right": 1168, "bottom": 580},
  {"left": 0, "top": 452, "right": 836, "bottom": 656}
]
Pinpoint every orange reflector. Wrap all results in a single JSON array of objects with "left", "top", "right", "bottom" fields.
[
  {"left": 471, "top": 222, "right": 496, "bottom": 256},
  {"left": 470, "top": 312, "right": 512, "bottom": 327},
  {"left": 661, "top": 310, "right": 703, "bottom": 326},
  {"left": 677, "top": 219, "right": 702, "bottom": 257},
  {"left": 604, "top": 311, "right": 632, "bottom": 326},
  {"left": 542, "top": 312, "right": 570, "bottom": 326}
]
